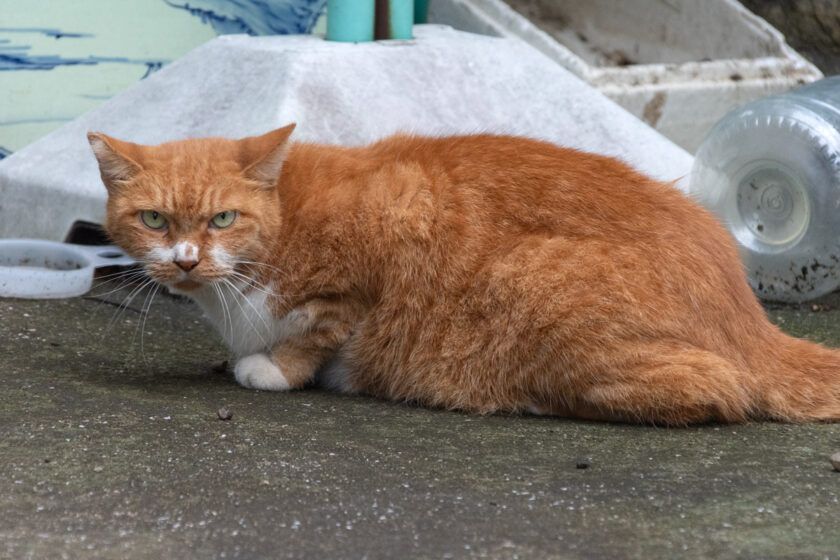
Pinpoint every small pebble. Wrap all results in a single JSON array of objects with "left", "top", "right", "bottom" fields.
[
  {"left": 576, "top": 460, "right": 590, "bottom": 470},
  {"left": 218, "top": 407, "right": 233, "bottom": 421},
  {"left": 830, "top": 451, "right": 840, "bottom": 472}
]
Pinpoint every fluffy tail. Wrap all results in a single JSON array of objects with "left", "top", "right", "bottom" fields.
[{"left": 753, "top": 333, "right": 840, "bottom": 422}]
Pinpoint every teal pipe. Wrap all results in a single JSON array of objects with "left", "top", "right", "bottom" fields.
[
  {"left": 374, "top": 0, "right": 414, "bottom": 40},
  {"left": 414, "top": 0, "right": 429, "bottom": 23},
  {"left": 326, "top": 0, "right": 375, "bottom": 42},
  {"left": 388, "top": 0, "right": 414, "bottom": 39}
]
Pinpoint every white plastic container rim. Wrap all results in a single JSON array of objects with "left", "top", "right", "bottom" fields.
[{"left": 0, "top": 238, "right": 135, "bottom": 299}]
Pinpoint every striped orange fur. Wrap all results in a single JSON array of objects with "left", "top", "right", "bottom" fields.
[{"left": 89, "top": 126, "right": 840, "bottom": 425}]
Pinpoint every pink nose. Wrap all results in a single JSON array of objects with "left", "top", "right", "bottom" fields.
[{"left": 174, "top": 259, "right": 200, "bottom": 272}]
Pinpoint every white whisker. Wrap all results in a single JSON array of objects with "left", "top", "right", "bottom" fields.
[
  {"left": 226, "top": 270, "right": 286, "bottom": 300},
  {"left": 130, "top": 278, "right": 157, "bottom": 353},
  {"left": 220, "top": 278, "right": 271, "bottom": 350},
  {"left": 234, "top": 259, "right": 287, "bottom": 277},
  {"left": 89, "top": 271, "right": 149, "bottom": 299},
  {"left": 94, "top": 266, "right": 146, "bottom": 281},
  {"left": 106, "top": 277, "right": 157, "bottom": 334},
  {"left": 213, "top": 282, "right": 233, "bottom": 343},
  {"left": 138, "top": 283, "right": 160, "bottom": 362}
]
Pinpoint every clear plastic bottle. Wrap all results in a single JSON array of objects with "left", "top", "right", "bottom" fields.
[{"left": 690, "top": 76, "right": 840, "bottom": 302}]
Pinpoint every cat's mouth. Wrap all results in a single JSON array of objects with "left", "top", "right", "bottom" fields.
[
  {"left": 173, "top": 278, "right": 202, "bottom": 291},
  {"left": 144, "top": 260, "right": 231, "bottom": 293}
]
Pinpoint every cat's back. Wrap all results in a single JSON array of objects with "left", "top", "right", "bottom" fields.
[
  {"left": 363, "top": 133, "right": 678, "bottom": 204},
  {"left": 356, "top": 133, "right": 698, "bottom": 240},
  {"left": 288, "top": 133, "right": 717, "bottom": 250},
  {"left": 297, "top": 132, "right": 669, "bottom": 201},
  {"left": 364, "top": 133, "right": 602, "bottom": 175}
]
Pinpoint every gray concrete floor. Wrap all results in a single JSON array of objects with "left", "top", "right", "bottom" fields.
[
  {"left": 1, "top": 277, "right": 839, "bottom": 559},
  {"left": 6, "top": 5, "right": 840, "bottom": 557}
]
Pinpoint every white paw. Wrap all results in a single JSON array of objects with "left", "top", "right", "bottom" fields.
[{"left": 234, "top": 353, "right": 291, "bottom": 391}]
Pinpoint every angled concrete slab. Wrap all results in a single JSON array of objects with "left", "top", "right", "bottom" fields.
[
  {"left": 429, "top": 0, "right": 822, "bottom": 152},
  {"left": 0, "top": 25, "right": 692, "bottom": 241}
]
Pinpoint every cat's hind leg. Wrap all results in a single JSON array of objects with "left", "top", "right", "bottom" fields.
[{"left": 568, "top": 341, "right": 756, "bottom": 425}]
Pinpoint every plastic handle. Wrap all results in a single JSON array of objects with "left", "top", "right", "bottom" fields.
[{"left": 70, "top": 244, "right": 136, "bottom": 268}]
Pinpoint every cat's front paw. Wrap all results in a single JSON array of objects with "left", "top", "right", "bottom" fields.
[{"left": 234, "top": 353, "right": 291, "bottom": 391}]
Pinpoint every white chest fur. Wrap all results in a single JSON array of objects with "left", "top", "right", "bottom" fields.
[{"left": 190, "top": 283, "right": 305, "bottom": 357}]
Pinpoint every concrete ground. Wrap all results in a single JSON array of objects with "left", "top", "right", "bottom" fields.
[
  {"left": 4, "top": 3, "right": 840, "bottom": 558},
  {"left": 1, "top": 276, "right": 839, "bottom": 559}
]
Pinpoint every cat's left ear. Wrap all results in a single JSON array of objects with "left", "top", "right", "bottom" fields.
[
  {"left": 238, "top": 124, "right": 296, "bottom": 188},
  {"left": 87, "top": 132, "right": 145, "bottom": 192}
]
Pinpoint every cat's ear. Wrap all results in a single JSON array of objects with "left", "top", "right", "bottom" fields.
[
  {"left": 87, "top": 132, "right": 145, "bottom": 191},
  {"left": 238, "top": 124, "right": 296, "bottom": 188}
]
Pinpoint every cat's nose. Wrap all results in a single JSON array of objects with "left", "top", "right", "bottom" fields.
[{"left": 174, "top": 259, "right": 200, "bottom": 272}]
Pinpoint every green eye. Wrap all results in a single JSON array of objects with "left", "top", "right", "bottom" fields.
[
  {"left": 211, "top": 210, "right": 237, "bottom": 229},
  {"left": 140, "top": 210, "right": 167, "bottom": 230}
]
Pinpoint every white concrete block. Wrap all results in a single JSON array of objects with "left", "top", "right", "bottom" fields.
[
  {"left": 0, "top": 25, "right": 692, "bottom": 241},
  {"left": 429, "top": 0, "right": 823, "bottom": 152}
]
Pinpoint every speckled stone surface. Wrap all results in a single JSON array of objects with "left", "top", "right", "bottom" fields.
[{"left": 0, "top": 280, "right": 838, "bottom": 559}]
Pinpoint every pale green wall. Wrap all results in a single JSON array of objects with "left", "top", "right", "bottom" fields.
[{"left": 0, "top": 0, "right": 326, "bottom": 156}]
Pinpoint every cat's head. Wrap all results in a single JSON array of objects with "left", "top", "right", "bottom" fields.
[{"left": 87, "top": 125, "right": 295, "bottom": 293}]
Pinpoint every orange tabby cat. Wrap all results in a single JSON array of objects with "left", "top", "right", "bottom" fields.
[{"left": 88, "top": 125, "right": 840, "bottom": 425}]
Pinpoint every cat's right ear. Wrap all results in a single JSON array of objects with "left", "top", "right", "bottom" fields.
[
  {"left": 238, "top": 124, "right": 297, "bottom": 189},
  {"left": 87, "top": 132, "right": 145, "bottom": 191}
]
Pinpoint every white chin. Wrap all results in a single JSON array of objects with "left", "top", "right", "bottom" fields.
[
  {"left": 166, "top": 284, "right": 189, "bottom": 296},
  {"left": 167, "top": 278, "right": 204, "bottom": 294}
]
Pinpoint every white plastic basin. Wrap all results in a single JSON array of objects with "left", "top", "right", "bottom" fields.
[{"left": 0, "top": 239, "right": 134, "bottom": 299}]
